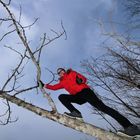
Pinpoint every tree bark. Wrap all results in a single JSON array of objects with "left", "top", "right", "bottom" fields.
[{"left": 0, "top": 91, "right": 132, "bottom": 140}]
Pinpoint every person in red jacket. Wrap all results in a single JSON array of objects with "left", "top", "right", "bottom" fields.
[{"left": 39, "top": 68, "right": 140, "bottom": 137}]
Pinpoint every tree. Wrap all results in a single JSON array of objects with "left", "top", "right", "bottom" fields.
[
  {"left": 0, "top": 0, "right": 134, "bottom": 140},
  {"left": 81, "top": 40, "right": 140, "bottom": 121},
  {"left": 122, "top": 0, "right": 140, "bottom": 36},
  {"left": 81, "top": 7, "right": 140, "bottom": 132},
  {"left": 123, "top": 0, "right": 140, "bottom": 19}
]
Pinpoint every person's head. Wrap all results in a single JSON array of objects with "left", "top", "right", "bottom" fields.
[{"left": 57, "top": 68, "right": 66, "bottom": 77}]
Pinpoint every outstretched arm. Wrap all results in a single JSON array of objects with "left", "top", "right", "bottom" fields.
[{"left": 45, "top": 82, "right": 64, "bottom": 90}]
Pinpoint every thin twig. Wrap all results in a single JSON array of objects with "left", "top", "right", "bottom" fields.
[{"left": 13, "top": 85, "right": 38, "bottom": 96}]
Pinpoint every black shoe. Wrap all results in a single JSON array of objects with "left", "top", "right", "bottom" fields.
[
  {"left": 64, "top": 111, "right": 82, "bottom": 119},
  {"left": 117, "top": 125, "right": 140, "bottom": 137}
]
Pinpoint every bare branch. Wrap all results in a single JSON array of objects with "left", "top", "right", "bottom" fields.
[
  {"left": 33, "top": 22, "right": 66, "bottom": 57},
  {"left": 22, "top": 18, "right": 39, "bottom": 29},
  {"left": 18, "top": 5, "right": 22, "bottom": 23},
  {"left": 6, "top": 0, "right": 11, "bottom": 6},
  {"left": 13, "top": 85, "right": 38, "bottom": 96},
  {"left": 37, "top": 33, "right": 46, "bottom": 63},
  {"left": 4, "top": 45, "right": 24, "bottom": 58},
  {"left": 61, "top": 20, "right": 67, "bottom": 40},
  {"left": 0, "top": 29, "right": 16, "bottom": 41},
  {"left": 45, "top": 67, "right": 57, "bottom": 84},
  {"left": 0, "top": 99, "right": 17, "bottom": 125},
  {"left": 0, "top": 18, "right": 12, "bottom": 21},
  {"left": 0, "top": 0, "right": 12, "bottom": 6},
  {"left": 2, "top": 47, "right": 27, "bottom": 91}
]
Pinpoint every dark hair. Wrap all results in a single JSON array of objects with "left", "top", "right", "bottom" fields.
[{"left": 57, "top": 68, "right": 65, "bottom": 74}]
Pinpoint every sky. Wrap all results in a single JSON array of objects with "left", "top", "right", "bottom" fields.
[{"left": 0, "top": 0, "right": 129, "bottom": 140}]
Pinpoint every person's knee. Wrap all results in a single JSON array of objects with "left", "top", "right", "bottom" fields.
[{"left": 58, "top": 94, "right": 66, "bottom": 102}]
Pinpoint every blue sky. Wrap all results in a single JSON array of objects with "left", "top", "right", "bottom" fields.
[{"left": 0, "top": 0, "right": 128, "bottom": 140}]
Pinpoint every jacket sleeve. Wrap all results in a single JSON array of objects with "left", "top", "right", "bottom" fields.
[
  {"left": 74, "top": 71, "right": 87, "bottom": 83},
  {"left": 44, "top": 82, "right": 63, "bottom": 90}
]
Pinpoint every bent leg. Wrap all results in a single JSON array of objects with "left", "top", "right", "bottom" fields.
[{"left": 58, "top": 94, "right": 86, "bottom": 113}]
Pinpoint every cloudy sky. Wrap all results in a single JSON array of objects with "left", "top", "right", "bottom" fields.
[{"left": 0, "top": 0, "right": 128, "bottom": 140}]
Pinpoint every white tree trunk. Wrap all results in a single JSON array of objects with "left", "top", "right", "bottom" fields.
[{"left": 0, "top": 91, "right": 132, "bottom": 140}]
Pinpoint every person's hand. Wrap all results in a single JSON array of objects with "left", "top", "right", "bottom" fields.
[
  {"left": 37, "top": 80, "right": 45, "bottom": 88},
  {"left": 76, "top": 76, "right": 83, "bottom": 85}
]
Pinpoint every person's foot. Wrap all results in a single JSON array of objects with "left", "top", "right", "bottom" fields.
[
  {"left": 64, "top": 111, "right": 82, "bottom": 119},
  {"left": 117, "top": 125, "right": 140, "bottom": 137}
]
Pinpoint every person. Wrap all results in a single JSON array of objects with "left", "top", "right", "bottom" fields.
[{"left": 39, "top": 68, "right": 140, "bottom": 137}]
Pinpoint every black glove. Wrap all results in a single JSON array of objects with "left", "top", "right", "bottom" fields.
[
  {"left": 76, "top": 76, "right": 83, "bottom": 85},
  {"left": 38, "top": 80, "right": 44, "bottom": 88}
]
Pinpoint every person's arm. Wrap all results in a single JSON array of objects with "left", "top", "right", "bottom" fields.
[{"left": 44, "top": 82, "right": 64, "bottom": 90}]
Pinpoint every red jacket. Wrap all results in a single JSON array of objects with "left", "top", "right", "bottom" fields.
[{"left": 45, "top": 69, "right": 90, "bottom": 95}]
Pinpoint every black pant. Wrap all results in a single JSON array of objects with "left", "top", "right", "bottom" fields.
[{"left": 59, "top": 88, "right": 133, "bottom": 128}]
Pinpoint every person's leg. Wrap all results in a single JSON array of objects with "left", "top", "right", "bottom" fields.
[
  {"left": 58, "top": 94, "right": 86, "bottom": 114},
  {"left": 81, "top": 88, "right": 133, "bottom": 129}
]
